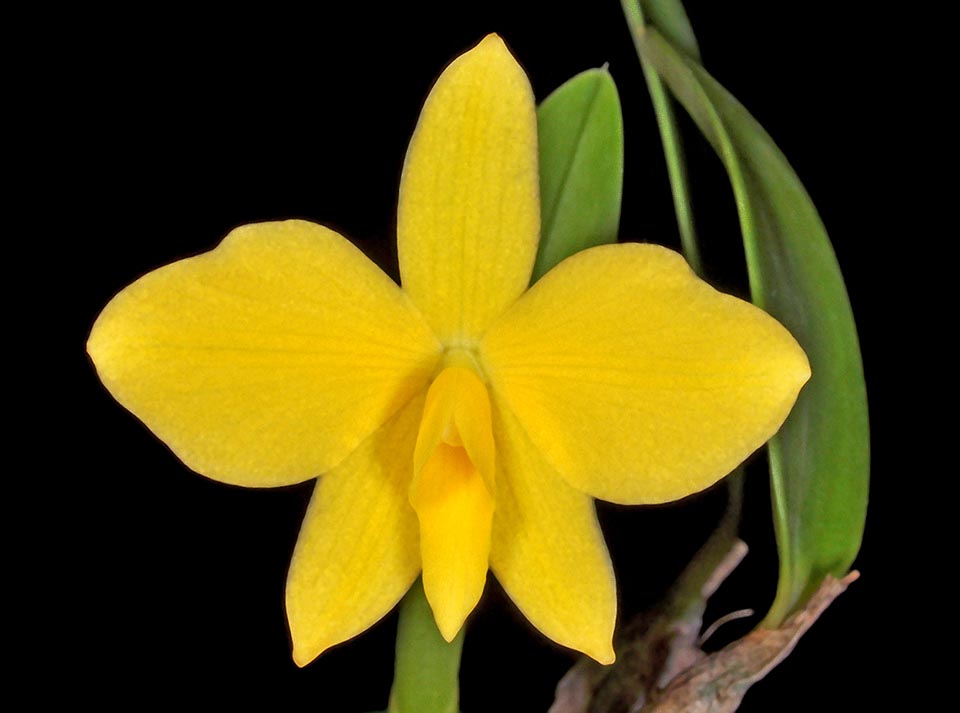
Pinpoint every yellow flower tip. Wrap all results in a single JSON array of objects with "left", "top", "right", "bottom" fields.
[
  {"left": 286, "top": 589, "right": 333, "bottom": 668},
  {"left": 288, "top": 629, "right": 347, "bottom": 668},
  {"left": 793, "top": 339, "right": 813, "bottom": 390},
  {"left": 431, "top": 597, "right": 470, "bottom": 644},
  {"left": 594, "top": 642, "right": 616, "bottom": 667},
  {"left": 291, "top": 641, "right": 315, "bottom": 669},
  {"left": 575, "top": 602, "right": 616, "bottom": 665},
  {"left": 475, "top": 32, "right": 509, "bottom": 55}
]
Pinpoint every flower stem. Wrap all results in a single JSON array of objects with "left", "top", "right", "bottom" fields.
[{"left": 388, "top": 578, "right": 464, "bottom": 713}]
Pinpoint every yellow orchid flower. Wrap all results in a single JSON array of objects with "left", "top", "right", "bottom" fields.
[{"left": 87, "top": 34, "right": 809, "bottom": 667}]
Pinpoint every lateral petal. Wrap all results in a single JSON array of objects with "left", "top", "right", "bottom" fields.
[
  {"left": 88, "top": 220, "right": 440, "bottom": 486},
  {"left": 397, "top": 34, "right": 540, "bottom": 343},
  {"left": 480, "top": 243, "right": 810, "bottom": 505},
  {"left": 490, "top": 399, "right": 616, "bottom": 665},
  {"left": 286, "top": 397, "right": 423, "bottom": 666}
]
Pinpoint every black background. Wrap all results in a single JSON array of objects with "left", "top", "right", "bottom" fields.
[{"left": 67, "top": 2, "right": 897, "bottom": 709}]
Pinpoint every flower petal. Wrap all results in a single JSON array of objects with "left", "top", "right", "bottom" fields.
[
  {"left": 286, "top": 397, "right": 423, "bottom": 666},
  {"left": 397, "top": 34, "right": 540, "bottom": 343},
  {"left": 88, "top": 220, "right": 440, "bottom": 486},
  {"left": 480, "top": 243, "right": 811, "bottom": 505},
  {"left": 490, "top": 400, "right": 616, "bottom": 665}
]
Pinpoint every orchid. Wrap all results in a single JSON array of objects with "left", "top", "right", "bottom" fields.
[{"left": 87, "top": 34, "right": 809, "bottom": 667}]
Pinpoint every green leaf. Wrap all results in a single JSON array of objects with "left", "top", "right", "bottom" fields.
[
  {"left": 532, "top": 67, "right": 624, "bottom": 281},
  {"left": 639, "top": 0, "right": 701, "bottom": 62},
  {"left": 628, "top": 21, "right": 869, "bottom": 625},
  {"left": 622, "top": 0, "right": 702, "bottom": 275},
  {"left": 388, "top": 578, "right": 464, "bottom": 713}
]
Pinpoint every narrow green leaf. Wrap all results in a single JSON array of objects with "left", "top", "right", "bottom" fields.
[
  {"left": 388, "top": 578, "right": 464, "bottom": 713},
  {"left": 639, "top": 0, "right": 701, "bottom": 62},
  {"left": 622, "top": 0, "right": 703, "bottom": 278},
  {"left": 629, "top": 22, "right": 869, "bottom": 625},
  {"left": 532, "top": 68, "right": 624, "bottom": 281}
]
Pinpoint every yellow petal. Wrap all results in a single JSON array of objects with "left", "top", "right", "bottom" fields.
[
  {"left": 480, "top": 243, "right": 811, "bottom": 505},
  {"left": 397, "top": 34, "right": 540, "bottom": 343},
  {"left": 410, "top": 366, "right": 496, "bottom": 640},
  {"left": 490, "top": 399, "right": 616, "bottom": 664},
  {"left": 286, "top": 397, "right": 423, "bottom": 666},
  {"left": 88, "top": 220, "right": 440, "bottom": 486}
]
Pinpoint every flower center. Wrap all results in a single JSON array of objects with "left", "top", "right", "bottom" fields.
[{"left": 409, "top": 364, "right": 496, "bottom": 640}]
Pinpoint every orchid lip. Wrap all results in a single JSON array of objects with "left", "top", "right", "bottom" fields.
[{"left": 410, "top": 363, "right": 497, "bottom": 641}]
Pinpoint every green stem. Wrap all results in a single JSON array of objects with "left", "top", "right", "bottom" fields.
[
  {"left": 387, "top": 578, "right": 464, "bottom": 713},
  {"left": 620, "top": 0, "right": 703, "bottom": 276}
]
